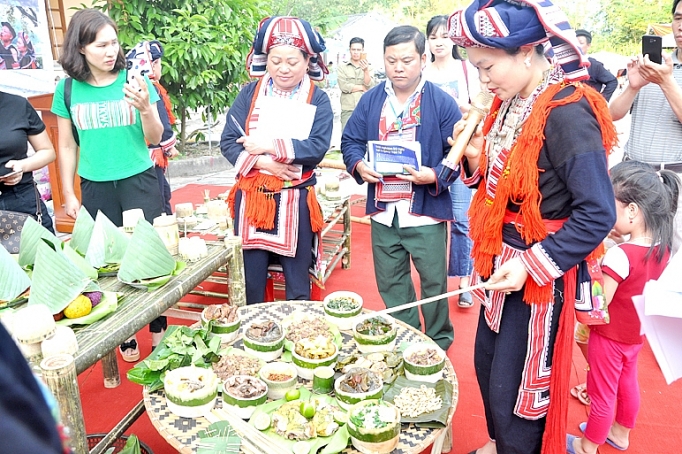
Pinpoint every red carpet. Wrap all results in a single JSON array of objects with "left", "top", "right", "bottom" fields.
[{"left": 78, "top": 184, "right": 682, "bottom": 453}]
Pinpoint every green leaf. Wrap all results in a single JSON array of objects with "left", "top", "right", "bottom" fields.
[
  {"left": 118, "top": 218, "right": 176, "bottom": 282},
  {"left": 118, "top": 434, "right": 141, "bottom": 454},
  {"left": 127, "top": 325, "right": 221, "bottom": 387},
  {"left": 0, "top": 242, "right": 31, "bottom": 302},
  {"left": 27, "top": 241, "right": 98, "bottom": 314},
  {"left": 56, "top": 291, "right": 119, "bottom": 326},
  {"left": 62, "top": 243, "right": 98, "bottom": 280},
  {"left": 320, "top": 424, "right": 350, "bottom": 454},
  {"left": 85, "top": 211, "right": 130, "bottom": 269},
  {"left": 18, "top": 217, "right": 62, "bottom": 268},
  {"left": 69, "top": 206, "right": 95, "bottom": 255}
]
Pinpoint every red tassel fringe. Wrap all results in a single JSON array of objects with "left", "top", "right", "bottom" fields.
[
  {"left": 469, "top": 81, "right": 617, "bottom": 306},
  {"left": 541, "top": 267, "right": 577, "bottom": 454}
]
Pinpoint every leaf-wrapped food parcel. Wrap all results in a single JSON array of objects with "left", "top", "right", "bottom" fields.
[
  {"left": 118, "top": 218, "right": 179, "bottom": 289},
  {"left": 69, "top": 206, "right": 95, "bottom": 255},
  {"left": 86, "top": 210, "right": 130, "bottom": 269},
  {"left": 28, "top": 241, "right": 100, "bottom": 314},
  {"left": 0, "top": 242, "right": 31, "bottom": 303},
  {"left": 17, "top": 217, "right": 61, "bottom": 268}
]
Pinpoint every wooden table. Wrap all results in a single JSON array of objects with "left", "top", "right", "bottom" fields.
[
  {"left": 143, "top": 301, "right": 458, "bottom": 454},
  {"left": 39, "top": 240, "right": 246, "bottom": 454}
]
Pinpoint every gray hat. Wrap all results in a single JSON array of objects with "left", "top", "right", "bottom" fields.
[{"left": 575, "top": 29, "right": 592, "bottom": 43}]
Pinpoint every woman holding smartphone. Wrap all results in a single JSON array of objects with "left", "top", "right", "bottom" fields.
[
  {"left": 0, "top": 90, "right": 56, "bottom": 233},
  {"left": 51, "top": 8, "right": 165, "bottom": 362}
]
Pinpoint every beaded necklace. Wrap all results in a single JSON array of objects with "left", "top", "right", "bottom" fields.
[{"left": 485, "top": 66, "right": 563, "bottom": 172}]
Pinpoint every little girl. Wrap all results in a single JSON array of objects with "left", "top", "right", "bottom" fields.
[{"left": 568, "top": 160, "right": 680, "bottom": 454}]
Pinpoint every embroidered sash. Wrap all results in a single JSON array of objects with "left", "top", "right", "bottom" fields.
[{"left": 375, "top": 93, "right": 421, "bottom": 202}]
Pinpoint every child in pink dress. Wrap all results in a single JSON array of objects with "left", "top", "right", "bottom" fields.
[{"left": 568, "top": 160, "right": 680, "bottom": 453}]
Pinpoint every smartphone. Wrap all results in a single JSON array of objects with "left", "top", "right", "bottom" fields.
[
  {"left": 360, "top": 52, "right": 367, "bottom": 61},
  {"left": 0, "top": 169, "right": 21, "bottom": 181},
  {"left": 126, "top": 41, "right": 153, "bottom": 90},
  {"left": 642, "top": 35, "right": 663, "bottom": 64}
]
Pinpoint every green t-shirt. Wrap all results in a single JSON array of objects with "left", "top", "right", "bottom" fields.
[{"left": 51, "top": 71, "right": 160, "bottom": 181}]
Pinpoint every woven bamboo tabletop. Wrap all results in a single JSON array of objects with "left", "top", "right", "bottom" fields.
[
  {"left": 143, "top": 301, "right": 459, "bottom": 454},
  {"left": 72, "top": 242, "right": 237, "bottom": 374}
]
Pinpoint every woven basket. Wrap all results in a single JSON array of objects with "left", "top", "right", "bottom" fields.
[{"left": 86, "top": 433, "right": 154, "bottom": 454}]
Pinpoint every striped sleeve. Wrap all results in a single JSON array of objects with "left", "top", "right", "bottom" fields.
[
  {"left": 520, "top": 242, "right": 564, "bottom": 286},
  {"left": 235, "top": 153, "right": 259, "bottom": 175},
  {"left": 272, "top": 138, "right": 295, "bottom": 163},
  {"left": 461, "top": 165, "right": 482, "bottom": 187}
]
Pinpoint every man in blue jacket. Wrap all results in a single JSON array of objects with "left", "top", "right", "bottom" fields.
[{"left": 341, "top": 25, "right": 462, "bottom": 351}]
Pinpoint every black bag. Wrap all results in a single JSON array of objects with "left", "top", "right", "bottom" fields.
[
  {"left": 64, "top": 77, "right": 80, "bottom": 146},
  {"left": 0, "top": 210, "right": 29, "bottom": 254},
  {"left": 0, "top": 183, "right": 44, "bottom": 253}
]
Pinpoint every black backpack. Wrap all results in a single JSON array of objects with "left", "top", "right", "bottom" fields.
[{"left": 63, "top": 78, "right": 80, "bottom": 146}]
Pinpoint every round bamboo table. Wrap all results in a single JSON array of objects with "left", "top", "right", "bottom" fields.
[{"left": 143, "top": 301, "right": 459, "bottom": 453}]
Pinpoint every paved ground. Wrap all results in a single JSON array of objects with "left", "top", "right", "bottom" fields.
[
  {"left": 168, "top": 86, "right": 347, "bottom": 192},
  {"left": 168, "top": 94, "right": 631, "bottom": 197}
]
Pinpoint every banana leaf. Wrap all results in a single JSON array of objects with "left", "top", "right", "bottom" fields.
[
  {"left": 382, "top": 375, "right": 453, "bottom": 428},
  {"left": 62, "top": 243, "right": 98, "bottom": 280},
  {"left": 127, "top": 325, "right": 222, "bottom": 391},
  {"left": 27, "top": 241, "right": 99, "bottom": 314},
  {"left": 118, "top": 261, "right": 186, "bottom": 292},
  {"left": 247, "top": 390, "right": 345, "bottom": 454},
  {"left": 17, "top": 217, "right": 62, "bottom": 268},
  {"left": 86, "top": 211, "right": 130, "bottom": 269},
  {"left": 56, "top": 291, "right": 119, "bottom": 326},
  {"left": 118, "top": 218, "right": 176, "bottom": 283},
  {"left": 118, "top": 434, "right": 141, "bottom": 454},
  {"left": 0, "top": 242, "right": 31, "bottom": 302},
  {"left": 69, "top": 206, "right": 95, "bottom": 255},
  {"left": 197, "top": 422, "right": 242, "bottom": 454}
]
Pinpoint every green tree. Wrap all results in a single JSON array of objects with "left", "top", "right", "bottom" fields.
[
  {"left": 595, "top": 0, "right": 671, "bottom": 54},
  {"left": 95, "top": 0, "right": 264, "bottom": 149},
  {"left": 267, "top": 0, "right": 343, "bottom": 32}
]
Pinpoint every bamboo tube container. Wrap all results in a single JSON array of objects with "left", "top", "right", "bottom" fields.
[
  {"left": 41, "top": 354, "right": 88, "bottom": 454},
  {"left": 224, "top": 236, "right": 246, "bottom": 307}
]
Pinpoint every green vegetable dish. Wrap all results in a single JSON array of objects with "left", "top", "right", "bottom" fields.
[
  {"left": 356, "top": 317, "right": 392, "bottom": 336},
  {"left": 326, "top": 297, "right": 360, "bottom": 312},
  {"left": 349, "top": 402, "right": 393, "bottom": 429}
]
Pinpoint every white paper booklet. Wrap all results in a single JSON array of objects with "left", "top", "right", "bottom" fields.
[{"left": 252, "top": 97, "right": 317, "bottom": 180}]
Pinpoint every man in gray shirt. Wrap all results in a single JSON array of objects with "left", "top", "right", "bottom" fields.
[{"left": 610, "top": 0, "right": 682, "bottom": 253}]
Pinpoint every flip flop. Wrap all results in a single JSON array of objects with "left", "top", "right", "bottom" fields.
[
  {"left": 458, "top": 290, "right": 474, "bottom": 308},
  {"left": 119, "top": 339, "right": 140, "bottom": 363},
  {"left": 579, "top": 422, "right": 627, "bottom": 451},
  {"left": 571, "top": 383, "right": 591, "bottom": 405}
]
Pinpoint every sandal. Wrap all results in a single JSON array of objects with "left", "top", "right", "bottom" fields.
[
  {"left": 570, "top": 383, "right": 591, "bottom": 405},
  {"left": 120, "top": 339, "right": 140, "bottom": 363},
  {"left": 458, "top": 290, "right": 474, "bottom": 308}
]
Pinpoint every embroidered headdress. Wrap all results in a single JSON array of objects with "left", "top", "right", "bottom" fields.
[
  {"left": 148, "top": 40, "right": 163, "bottom": 61},
  {"left": 247, "top": 16, "right": 328, "bottom": 81},
  {"left": 448, "top": 0, "right": 589, "bottom": 82}
]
